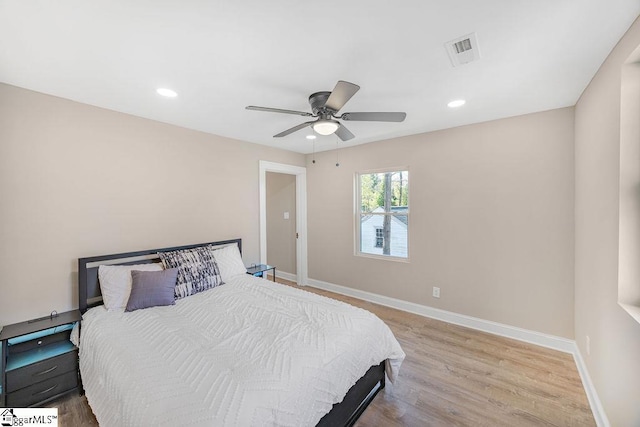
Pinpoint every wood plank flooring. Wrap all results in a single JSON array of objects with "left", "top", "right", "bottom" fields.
[{"left": 47, "top": 278, "right": 595, "bottom": 426}]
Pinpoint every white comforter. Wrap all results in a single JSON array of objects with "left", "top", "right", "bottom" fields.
[{"left": 79, "top": 275, "right": 405, "bottom": 426}]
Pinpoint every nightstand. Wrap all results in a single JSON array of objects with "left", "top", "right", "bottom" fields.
[
  {"left": 246, "top": 264, "right": 276, "bottom": 282},
  {"left": 0, "top": 310, "right": 81, "bottom": 407}
]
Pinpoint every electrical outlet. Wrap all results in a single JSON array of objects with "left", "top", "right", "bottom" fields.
[
  {"left": 432, "top": 287, "right": 440, "bottom": 298},
  {"left": 586, "top": 335, "right": 591, "bottom": 356}
]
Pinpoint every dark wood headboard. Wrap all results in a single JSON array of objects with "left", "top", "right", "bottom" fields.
[{"left": 78, "top": 239, "right": 242, "bottom": 313}]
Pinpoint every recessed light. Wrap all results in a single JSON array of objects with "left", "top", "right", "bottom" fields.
[
  {"left": 447, "top": 99, "right": 466, "bottom": 108},
  {"left": 306, "top": 135, "right": 317, "bottom": 140},
  {"left": 156, "top": 88, "right": 178, "bottom": 98}
]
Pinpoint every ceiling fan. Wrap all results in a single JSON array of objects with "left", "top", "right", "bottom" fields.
[{"left": 246, "top": 80, "right": 406, "bottom": 141}]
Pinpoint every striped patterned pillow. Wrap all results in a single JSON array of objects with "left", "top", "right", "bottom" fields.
[{"left": 158, "top": 246, "right": 223, "bottom": 299}]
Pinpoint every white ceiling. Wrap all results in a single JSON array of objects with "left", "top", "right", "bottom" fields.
[{"left": 1, "top": 1, "right": 639, "bottom": 154}]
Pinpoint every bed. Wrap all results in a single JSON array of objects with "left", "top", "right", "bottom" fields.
[{"left": 77, "top": 239, "right": 405, "bottom": 426}]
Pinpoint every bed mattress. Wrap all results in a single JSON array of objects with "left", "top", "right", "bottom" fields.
[{"left": 78, "top": 275, "right": 405, "bottom": 426}]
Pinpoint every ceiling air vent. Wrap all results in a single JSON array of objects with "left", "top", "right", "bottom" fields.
[{"left": 445, "top": 32, "right": 481, "bottom": 67}]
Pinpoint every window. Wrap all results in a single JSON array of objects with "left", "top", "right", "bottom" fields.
[
  {"left": 618, "top": 47, "right": 640, "bottom": 324},
  {"left": 375, "top": 227, "right": 384, "bottom": 248},
  {"left": 356, "top": 169, "right": 409, "bottom": 259}
]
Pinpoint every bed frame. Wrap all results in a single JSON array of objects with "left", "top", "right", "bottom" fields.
[{"left": 77, "top": 238, "right": 385, "bottom": 427}]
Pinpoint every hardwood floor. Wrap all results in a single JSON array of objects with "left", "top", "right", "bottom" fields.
[
  {"left": 297, "top": 283, "right": 595, "bottom": 427},
  {"left": 48, "top": 278, "right": 595, "bottom": 426},
  {"left": 46, "top": 392, "right": 98, "bottom": 426}
]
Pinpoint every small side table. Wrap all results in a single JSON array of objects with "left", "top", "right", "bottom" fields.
[
  {"left": 0, "top": 309, "right": 81, "bottom": 407},
  {"left": 246, "top": 264, "right": 276, "bottom": 282}
]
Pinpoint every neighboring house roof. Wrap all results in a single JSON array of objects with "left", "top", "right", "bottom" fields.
[
  {"left": 361, "top": 207, "right": 408, "bottom": 228},
  {"left": 391, "top": 207, "right": 408, "bottom": 226}
]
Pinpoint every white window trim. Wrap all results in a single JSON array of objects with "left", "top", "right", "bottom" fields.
[{"left": 354, "top": 167, "right": 410, "bottom": 262}]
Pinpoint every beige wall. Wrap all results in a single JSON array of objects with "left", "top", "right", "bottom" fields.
[
  {"left": 266, "top": 172, "right": 296, "bottom": 274},
  {"left": 574, "top": 16, "right": 640, "bottom": 427},
  {"left": 306, "top": 107, "right": 575, "bottom": 338},
  {"left": 0, "top": 83, "right": 305, "bottom": 327}
]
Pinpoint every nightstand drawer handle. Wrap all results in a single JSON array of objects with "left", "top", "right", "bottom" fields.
[
  {"left": 34, "top": 366, "right": 58, "bottom": 376},
  {"left": 32, "top": 384, "right": 58, "bottom": 396}
]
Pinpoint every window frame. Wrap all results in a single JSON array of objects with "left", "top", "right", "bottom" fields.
[{"left": 354, "top": 167, "right": 410, "bottom": 262}]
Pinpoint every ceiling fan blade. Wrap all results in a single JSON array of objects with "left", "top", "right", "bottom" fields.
[
  {"left": 340, "top": 112, "right": 407, "bottom": 122},
  {"left": 274, "top": 121, "right": 315, "bottom": 138},
  {"left": 324, "top": 81, "right": 360, "bottom": 112},
  {"left": 335, "top": 123, "right": 355, "bottom": 141},
  {"left": 246, "top": 105, "right": 313, "bottom": 117}
]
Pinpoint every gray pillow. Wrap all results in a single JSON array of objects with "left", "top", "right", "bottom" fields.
[{"left": 125, "top": 268, "right": 178, "bottom": 312}]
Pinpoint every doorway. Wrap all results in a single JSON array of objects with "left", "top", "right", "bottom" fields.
[
  {"left": 259, "top": 161, "right": 308, "bottom": 285},
  {"left": 266, "top": 172, "right": 296, "bottom": 279}
]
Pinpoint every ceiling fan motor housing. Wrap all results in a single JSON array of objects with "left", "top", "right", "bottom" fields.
[{"left": 309, "top": 91, "right": 333, "bottom": 116}]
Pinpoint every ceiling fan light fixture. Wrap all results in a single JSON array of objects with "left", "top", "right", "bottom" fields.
[{"left": 313, "top": 120, "right": 339, "bottom": 136}]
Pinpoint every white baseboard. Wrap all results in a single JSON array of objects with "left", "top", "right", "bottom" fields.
[
  {"left": 573, "top": 348, "right": 610, "bottom": 427},
  {"left": 307, "top": 278, "right": 574, "bottom": 352},
  {"left": 273, "top": 270, "right": 297, "bottom": 282},
  {"left": 305, "top": 277, "right": 609, "bottom": 426}
]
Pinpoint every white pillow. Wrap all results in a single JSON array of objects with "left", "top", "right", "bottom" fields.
[
  {"left": 98, "top": 263, "right": 163, "bottom": 310},
  {"left": 211, "top": 244, "right": 247, "bottom": 282}
]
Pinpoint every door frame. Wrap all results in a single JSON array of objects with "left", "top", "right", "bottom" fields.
[{"left": 259, "top": 160, "right": 308, "bottom": 286}]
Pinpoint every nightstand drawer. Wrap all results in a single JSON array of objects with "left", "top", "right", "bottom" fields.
[
  {"left": 6, "top": 349, "right": 78, "bottom": 393},
  {"left": 9, "top": 329, "right": 72, "bottom": 354},
  {"left": 6, "top": 370, "right": 78, "bottom": 407}
]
